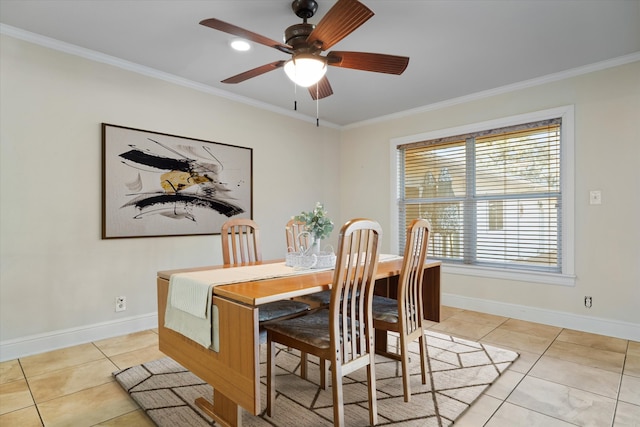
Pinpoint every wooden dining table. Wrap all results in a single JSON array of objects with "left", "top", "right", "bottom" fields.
[{"left": 157, "top": 256, "right": 441, "bottom": 427}]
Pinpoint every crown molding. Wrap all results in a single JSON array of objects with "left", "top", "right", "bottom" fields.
[
  {"left": 2, "top": 24, "right": 638, "bottom": 131},
  {"left": 344, "top": 51, "right": 640, "bottom": 130},
  {"left": 0, "top": 24, "right": 341, "bottom": 129}
]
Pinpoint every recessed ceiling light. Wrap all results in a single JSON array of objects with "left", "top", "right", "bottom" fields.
[{"left": 230, "top": 39, "right": 251, "bottom": 51}]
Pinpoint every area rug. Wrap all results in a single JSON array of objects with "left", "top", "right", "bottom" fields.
[{"left": 114, "top": 330, "right": 518, "bottom": 426}]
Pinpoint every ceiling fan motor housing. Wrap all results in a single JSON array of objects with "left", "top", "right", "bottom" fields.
[
  {"left": 284, "top": 23, "right": 316, "bottom": 51},
  {"left": 291, "top": 0, "right": 318, "bottom": 20}
]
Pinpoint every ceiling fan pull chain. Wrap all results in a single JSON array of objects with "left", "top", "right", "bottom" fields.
[
  {"left": 316, "top": 84, "right": 320, "bottom": 127},
  {"left": 294, "top": 81, "right": 298, "bottom": 111}
]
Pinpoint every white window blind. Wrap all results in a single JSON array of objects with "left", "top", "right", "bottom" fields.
[{"left": 398, "top": 119, "right": 562, "bottom": 273}]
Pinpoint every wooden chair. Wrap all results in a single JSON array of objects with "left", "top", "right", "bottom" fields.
[
  {"left": 287, "top": 218, "right": 332, "bottom": 308},
  {"left": 285, "top": 218, "right": 311, "bottom": 253},
  {"left": 220, "top": 218, "right": 309, "bottom": 326},
  {"left": 372, "top": 218, "right": 430, "bottom": 402},
  {"left": 265, "top": 218, "right": 382, "bottom": 427},
  {"left": 221, "top": 218, "right": 262, "bottom": 264}
]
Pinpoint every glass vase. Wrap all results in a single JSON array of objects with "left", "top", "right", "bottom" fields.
[{"left": 309, "top": 236, "right": 322, "bottom": 255}]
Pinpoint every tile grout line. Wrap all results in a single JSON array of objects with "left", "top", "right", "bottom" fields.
[
  {"left": 480, "top": 318, "right": 534, "bottom": 426},
  {"left": 18, "top": 358, "right": 46, "bottom": 427},
  {"left": 609, "top": 340, "right": 631, "bottom": 427}
]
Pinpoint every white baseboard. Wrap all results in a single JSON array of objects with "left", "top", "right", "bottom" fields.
[
  {"left": 0, "top": 313, "right": 158, "bottom": 362},
  {"left": 2, "top": 297, "right": 637, "bottom": 362},
  {"left": 442, "top": 293, "right": 640, "bottom": 342}
]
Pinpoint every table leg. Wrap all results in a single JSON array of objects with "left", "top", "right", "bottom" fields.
[
  {"left": 422, "top": 265, "right": 441, "bottom": 322},
  {"left": 196, "top": 389, "right": 243, "bottom": 427},
  {"left": 374, "top": 329, "right": 387, "bottom": 354}
]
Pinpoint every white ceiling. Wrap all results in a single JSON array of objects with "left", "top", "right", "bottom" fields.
[{"left": 1, "top": 0, "right": 639, "bottom": 127}]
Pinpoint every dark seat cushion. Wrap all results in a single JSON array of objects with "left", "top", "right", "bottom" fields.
[
  {"left": 372, "top": 295, "right": 399, "bottom": 323},
  {"left": 258, "top": 300, "right": 310, "bottom": 323},
  {"left": 299, "top": 290, "right": 332, "bottom": 306},
  {"left": 264, "top": 309, "right": 331, "bottom": 348},
  {"left": 300, "top": 289, "right": 361, "bottom": 307}
]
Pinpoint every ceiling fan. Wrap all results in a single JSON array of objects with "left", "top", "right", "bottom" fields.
[{"left": 200, "top": 0, "right": 410, "bottom": 101}]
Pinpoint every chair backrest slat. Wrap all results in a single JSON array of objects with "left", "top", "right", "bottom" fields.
[
  {"left": 398, "top": 219, "right": 431, "bottom": 336},
  {"left": 285, "top": 219, "right": 310, "bottom": 253},
  {"left": 221, "top": 218, "right": 262, "bottom": 265},
  {"left": 330, "top": 218, "right": 382, "bottom": 366}
]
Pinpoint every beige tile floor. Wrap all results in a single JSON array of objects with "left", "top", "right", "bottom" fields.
[{"left": 1, "top": 306, "right": 638, "bottom": 426}]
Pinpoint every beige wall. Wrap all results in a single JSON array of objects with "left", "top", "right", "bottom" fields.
[
  {"left": 340, "top": 61, "right": 640, "bottom": 339},
  {"left": 0, "top": 35, "right": 340, "bottom": 353},
  {"left": 1, "top": 33, "right": 638, "bottom": 360}
]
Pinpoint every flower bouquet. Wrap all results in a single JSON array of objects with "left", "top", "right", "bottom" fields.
[{"left": 286, "top": 202, "right": 336, "bottom": 269}]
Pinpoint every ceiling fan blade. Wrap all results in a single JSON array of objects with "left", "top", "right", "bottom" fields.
[
  {"left": 221, "top": 61, "right": 286, "bottom": 83},
  {"left": 327, "top": 51, "right": 409, "bottom": 75},
  {"left": 306, "top": 0, "right": 374, "bottom": 51},
  {"left": 200, "top": 18, "right": 293, "bottom": 54},
  {"left": 308, "top": 76, "right": 333, "bottom": 100}
]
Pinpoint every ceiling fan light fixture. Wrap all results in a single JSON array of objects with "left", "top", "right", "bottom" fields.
[
  {"left": 230, "top": 39, "right": 251, "bottom": 51},
  {"left": 284, "top": 54, "right": 327, "bottom": 87}
]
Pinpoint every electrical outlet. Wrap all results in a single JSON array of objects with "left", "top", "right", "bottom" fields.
[
  {"left": 584, "top": 296, "right": 592, "bottom": 308},
  {"left": 115, "top": 296, "right": 126, "bottom": 312}
]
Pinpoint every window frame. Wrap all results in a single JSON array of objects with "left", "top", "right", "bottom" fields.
[{"left": 390, "top": 106, "right": 576, "bottom": 286}]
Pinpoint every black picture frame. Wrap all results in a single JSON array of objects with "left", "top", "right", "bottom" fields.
[{"left": 102, "top": 123, "right": 252, "bottom": 239}]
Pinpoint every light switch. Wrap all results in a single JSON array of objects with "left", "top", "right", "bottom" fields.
[{"left": 589, "top": 190, "right": 602, "bottom": 205}]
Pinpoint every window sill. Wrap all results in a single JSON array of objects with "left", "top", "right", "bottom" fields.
[{"left": 441, "top": 263, "right": 576, "bottom": 287}]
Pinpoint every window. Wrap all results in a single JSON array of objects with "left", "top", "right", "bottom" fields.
[
  {"left": 488, "top": 200, "right": 504, "bottom": 231},
  {"left": 391, "top": 106, "right": 575, "bottom": 285}
]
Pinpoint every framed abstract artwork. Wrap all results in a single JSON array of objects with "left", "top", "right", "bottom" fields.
[{"left": 102, "top": 123, "right": 252, "bottom": 238}]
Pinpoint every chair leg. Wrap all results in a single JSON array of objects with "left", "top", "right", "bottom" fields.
[
  {"left": 366, "top": 356, "right": 378, "bottom": 426},
  {"left": 300, "top": 351, "right": 308, "bottom": 379},
  {"left": 266, "top": 338, "right": 276, "bottom": 417},
  {"left": 331, "top": 361, "right": 345, "bottom": 427},
  {"left": 418, "top": 329, "right": 428, "bottom": 385},
  {"left": 399, "top": 334, "right": 412, "bottom": 402},
  {"left": 319, "top": 358, "right": 327, "bottom": 390}
]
